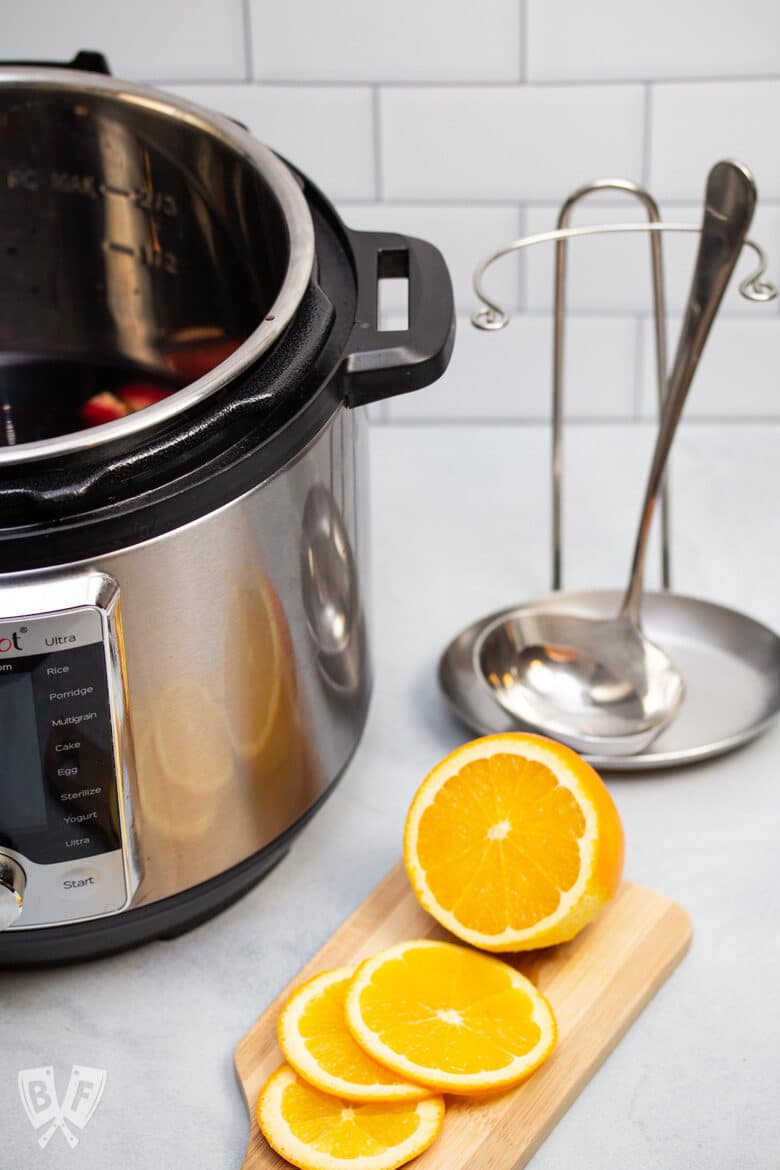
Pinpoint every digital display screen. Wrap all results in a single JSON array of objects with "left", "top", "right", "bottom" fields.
[{"left": 0, "top": 670, "right": 48, "bottom": 833}]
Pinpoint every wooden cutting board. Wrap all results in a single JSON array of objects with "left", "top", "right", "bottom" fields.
[{"left": 235, "top": 863, "right": 691, "bottom": 1170}]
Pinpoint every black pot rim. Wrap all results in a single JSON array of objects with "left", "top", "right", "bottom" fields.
[{"left": 0, "top": 176, "right": 361, "bottom": 571}]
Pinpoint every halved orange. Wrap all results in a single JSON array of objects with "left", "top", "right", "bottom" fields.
[
  {"left": 404, "top": 733, "right": 624, "bottom": 951},
  {"left": 257, "top": 1064, "right": 444, "bottom": 1170},
  {"left": 345, "top": 939, "right": 556, "bottom": 1095},
  {"left": 278, "top": 968, "right": 430, "bottom": 1103}
]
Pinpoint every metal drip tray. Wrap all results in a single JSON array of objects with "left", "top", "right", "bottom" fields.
[{"left": 440, "top": 589, "right": 780, "bottom": 771}]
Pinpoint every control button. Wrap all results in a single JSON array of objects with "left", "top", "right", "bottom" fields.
[
  {"left": 58, "top": 784, "right": 103, "bottom": 805},
  {"left": 50, "top": 710, "right": 99, "bottom": 731},
  {"left": 63, "top": 835, "right": 95, "bottom": 852},
  {"left": 53, "top": 737, "right": 82, "bottom": 756},
  {"left": 53, "top": 751, "right": 81, "bottom": 780},
  {"left": 55, "top": 866, "right": 99, "bottom": 901},
  {"left": 46, "top": 684, "right": 95, "bottom": 705},
  {"left": 44, "top": 663, "right": 71, "bottom": 678},
  {"left": 0, "top": 853, "right": 26, "bottom": 929}
]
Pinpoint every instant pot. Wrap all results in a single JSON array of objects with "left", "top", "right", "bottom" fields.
[{"left": 0, "top": 54, "right": 454, "bottom": 963}]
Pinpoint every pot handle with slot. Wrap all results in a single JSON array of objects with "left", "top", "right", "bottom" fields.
[{"left": 338, "top": 230, "right": 455, "bottom": 408}]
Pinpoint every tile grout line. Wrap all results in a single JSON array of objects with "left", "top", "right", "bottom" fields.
[
  {"left": 370, "top": 415, "right": 780, "bottom": 428},
  {"left": 372, "top": 86, "right": 384, "bottom": 201},
  {"left": 241, "top": 0, "right": 254, "bottom": 82},
  {"left": 334, "top": 197, "right": 780, "bottom": 210},
  {"left": 641, "top": 83, "right": 653, "bottom": 190},
  {"left": 517, "top": 204, "right": 527, "bottom": 311},
  {"left": 633, "top": 315, "right": 646, "bottom": 419},
  {"left": 516, "top": 0, "right": 528, "bottom": 311},
  {"left": 519, "top": 0, "right": 529, "bottom": 83},
  {"left": 149, "top": 74, "right": 780, "bottom": 90},
  {"left": 635, "top": 80, "right": 653, "bottom": 424},
  {"left": 446, "top": 308, "right": 769, "bottom": 321}
]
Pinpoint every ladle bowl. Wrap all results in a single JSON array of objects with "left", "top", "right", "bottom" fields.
[{"left": 478, "top": 607, "right": 684, "bottom": 756}]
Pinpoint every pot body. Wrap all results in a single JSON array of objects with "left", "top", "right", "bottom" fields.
[
  {"left": 0, "top": 60, "right": 454, "bottom": 963},
  {"left": 0, "top": 405, "right": 370, "bottom": 955}
]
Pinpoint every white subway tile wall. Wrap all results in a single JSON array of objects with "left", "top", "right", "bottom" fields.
[
  {"left": 168, "top": 84, "right": 376, "bottom": 199},
  {"left": 650, "top": 80, "right": 780, "bottom": 200},
  {"left": 4, "top": 0, "right": 778, "bottom": 421},
  {"left": 383, "top": 314, "right": 638, "bottom": 421},
  {"left": 379, "top": 85, "right": 646, "bottom": 201},
  {"left": 638, "top": 317, "right": 780, "bottom": 418},
  {"left": 5, "top": 0, "right": 246, "bottom": 82},
  {"left": 248, "top": 0, "right": 523, "bottom": 83},
  {"left": 527, "top": 0, "right": 780, "bottom": 82}
]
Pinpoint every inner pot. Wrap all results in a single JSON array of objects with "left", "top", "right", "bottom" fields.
[{"left": 0, "top": 69, "right": 314, "bottom": 455}]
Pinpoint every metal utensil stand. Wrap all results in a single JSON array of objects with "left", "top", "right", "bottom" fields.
[
  {"left": 472, "top": 178, "right": 776, "bottom": 596},
  {"left": 436, "top": 178, "right": 780, "bottom": 770}
]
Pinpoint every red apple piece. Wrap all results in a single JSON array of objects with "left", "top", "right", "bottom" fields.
[
  {"left": 80, "top": 391, "right": 130, "bottom": 427},
  {"left": 118, "top": 383, "right": 173, "bottom": 413}
]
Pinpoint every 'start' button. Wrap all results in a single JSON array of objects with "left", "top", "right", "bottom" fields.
[{"left": 56, "top": 867, "right": 100, "bottom": 900}]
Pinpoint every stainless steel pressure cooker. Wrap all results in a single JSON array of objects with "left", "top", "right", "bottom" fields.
[{"left": 0, "top": 53, "right": 454, "bottom": 963}]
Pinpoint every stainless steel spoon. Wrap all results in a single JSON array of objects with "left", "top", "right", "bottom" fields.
[{"left": 478, "top": 160, "right": 758, "bottom": 756}]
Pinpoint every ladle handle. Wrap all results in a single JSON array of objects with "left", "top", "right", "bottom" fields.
[{"left": 620, "top": 160, "right": 758, "bottom": 624}]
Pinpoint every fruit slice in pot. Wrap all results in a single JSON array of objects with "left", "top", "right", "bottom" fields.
[
  {"left": 116, "top": 383, "right": 174, "bottom": 413},
  {"left": 163, "top": 337, "right": 241, "bottom": 383},
  {"left": 79, "top": 382, "right": 175, "bottom": 428}
]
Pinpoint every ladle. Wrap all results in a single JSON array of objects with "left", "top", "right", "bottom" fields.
[{"left": 478, "top": 160, "right": 758, "bottom": 755}]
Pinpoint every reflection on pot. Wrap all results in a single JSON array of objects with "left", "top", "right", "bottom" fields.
[
  {"left": 224, "top": 571, "right": 297, "bottom": 766},
  {"left": 301, "top": 484, "right": 367, "bottom": 696},
  {"left": 223, "top": 569, "right": 323, "bottom": 832},
  {"left": 131, "top": 568, "right": 325, "bottom": 894}
]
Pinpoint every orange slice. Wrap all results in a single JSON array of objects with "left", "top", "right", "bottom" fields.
[
  {"left": 278, "top": 968, "right": 430, "bottom": 1103},
  {"left": 257, "top": 1064, "right": 444, "bottom": 1170},
  {"left": 345, "top": 940, "right": 556, "bottom": 1095},
  {"left": 404, "top": 733, "right": 624, "bottom": 951},
  {"left": 154, "top": 677, "right": 234, "bottom": 792}
]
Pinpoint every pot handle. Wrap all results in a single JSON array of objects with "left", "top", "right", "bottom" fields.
[
  {"left": 339, "top": 230, "right": 455, "bottom": 408},
  {"left": 0, "top": 49, "right": 112, "bottom": 74}
]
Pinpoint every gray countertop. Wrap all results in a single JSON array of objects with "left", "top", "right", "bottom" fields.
[{"left": 2, "top": 421, "right": 779, "bottom": 1170}]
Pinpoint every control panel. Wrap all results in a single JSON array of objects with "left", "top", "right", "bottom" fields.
[{"left": 0, "top": 575, "right": 137, "bottom": 929}]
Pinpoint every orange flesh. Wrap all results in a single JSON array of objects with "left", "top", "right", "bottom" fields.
[
  {"left": 415, "top": 754, "right": 586, "bottom": 935},
  {"left": 280, "top": 1079, "right": 424, "bottom": 1157},
  {"left": 357, "top": 946, "right": 543, "bottom": 1076},
  {"left": 296, "top": 977, "right": 415, "bottom": 1088}
]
